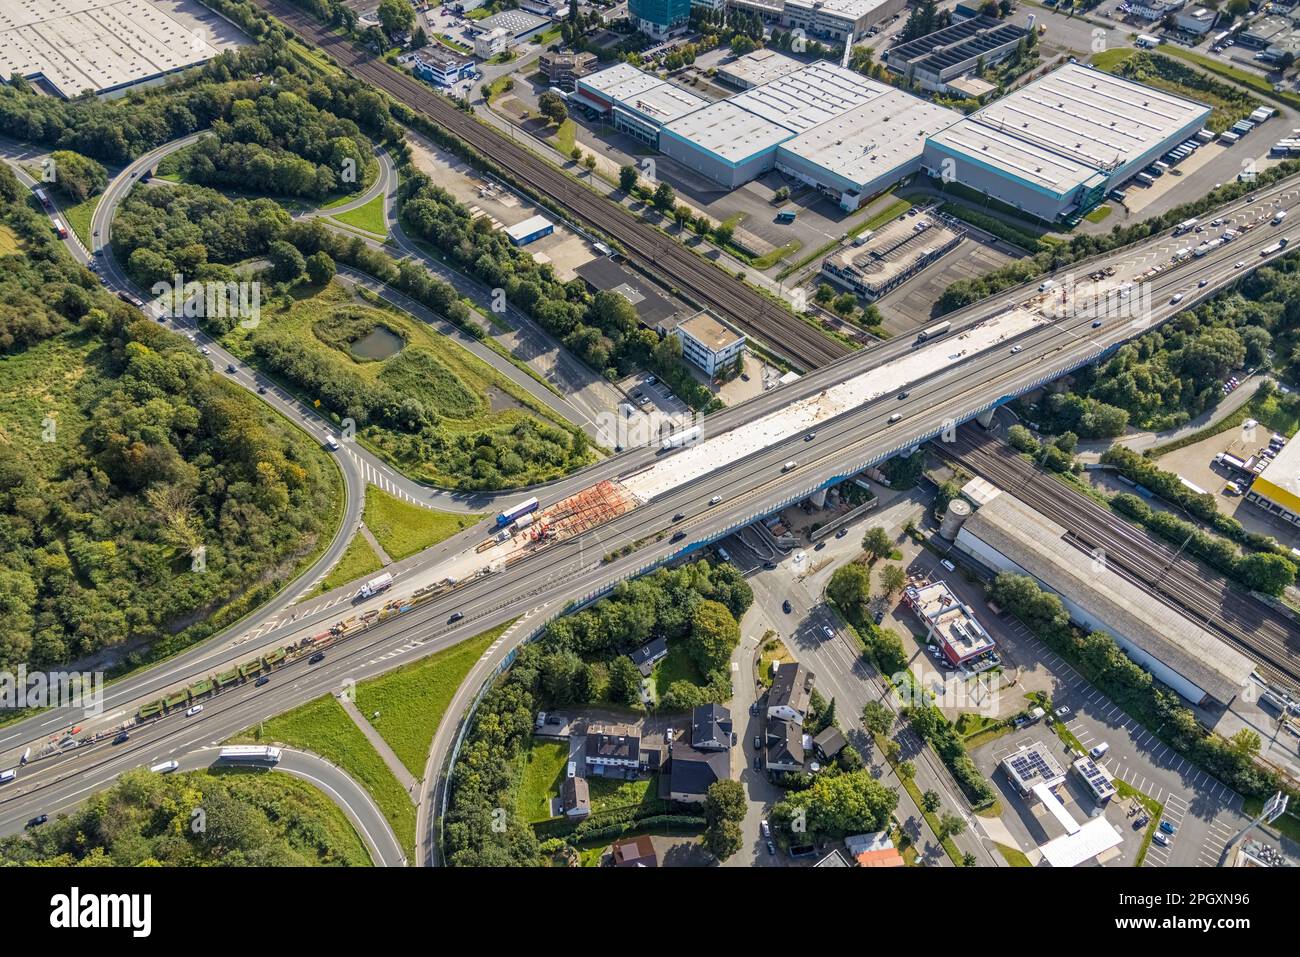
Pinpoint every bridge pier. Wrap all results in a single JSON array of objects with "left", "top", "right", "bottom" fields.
[
  {"left": 976, "top": 408, "right": 997, "bottom": 430},
  {"left": 810, "top": 488, "right": 828, "bottom": 509}
]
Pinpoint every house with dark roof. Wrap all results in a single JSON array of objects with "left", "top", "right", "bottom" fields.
[
  {"left": 690, "top": 704, "right": 733, "bottom": 751},
  {"left": 667, "top": 743, "right": 732, "bottom": 803},
  {"left": 611, "top": 834, "right": 658, "bottom": 867},
  {"left": 765, "top": 718, "right": 805, "bottom": 773},
  {"left": 813, "top": 726, "right": 847, "bottom": 760},
  {"left": 768, "top": 663, "right": 815, "bottom": 724},
  {"left": 585, "top": 726, "right": 642, "bottom": 776},
  {"left": 561, "top": 775, "right": 590, "bottom": 818},
  {"left": 630, "top": 636, "right": 669, "bottom": 677}
]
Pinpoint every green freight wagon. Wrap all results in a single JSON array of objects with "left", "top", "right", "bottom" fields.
[
  {"left": 163, "top": 689, "right": 191, "bottom": 711},
  {"left": 137, "top": 701, "right": 164, "bottom": 721},
  {"left": 263, "top": 648, "right": 287, "bottom": 668},
  {"left": 189, "top": 678, "right": 214, "bottom": 699},
  {"left": 215, "top": 668, "right": 241, "bottom": 689},
  {"left": 239, "top": 658, "right": 265, "bottom": 679}
]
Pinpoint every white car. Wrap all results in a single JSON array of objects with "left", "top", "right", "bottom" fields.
[
  {"left": 185, "top": 704, "right": 203, "bottom": 717},
  {"left": 1011, "top": 345, "right": 1022, "bottom": 354},
  {"left": 941, "top": 559, "right": 956, "bottom": 572},
  {"left": 1235, "top": 260, "right": 1246, "bottom": 269},
  {"left": 149, "top": 761, "right": 180, "bottom": 773},
  {"left": 1170, "top": 293, "right": 1184, "bottom": 304},
  {"left": 822, "top": 625, "right": 834, "bottom": 640}
]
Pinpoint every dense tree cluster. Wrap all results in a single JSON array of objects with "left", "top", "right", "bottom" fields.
[
  {"left": 46, "top": 150, "right": 106, "bottom": 203},
  {"left": 0, "top": 167, "right": 337, "bottom": 669},
  {"left": 771, "top": 769, "right": 898, "bottom": 839},
  {"left": 445, "top": 560, "right": 749, "bottom": 866},
  {"left": 0, "top": 768, "right": 368, "bottom": 866},
  {"left": 989, "top": 573, "right": 1285, "bottom": 798},
  {"left": 179, "top": 91, "right": 374, "bottom": 199}
]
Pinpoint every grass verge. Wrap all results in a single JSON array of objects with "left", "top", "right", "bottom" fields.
[
  {"left": 362, "top": 484, "right": 481, "bottom": 561},
  {"left": 354, "top": 620, "right": 510, "bottom": 778},
  {"left": 319, "top": 532, "right": 384, "bottom": 593},
  {"left": 330, "top": 192, "right": 388, "bottom": 236}
]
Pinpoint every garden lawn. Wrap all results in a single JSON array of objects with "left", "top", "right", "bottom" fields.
[
  {"left": 61, "top": 193, "right": 101, "bottom": 249},
  {"left": 587, "top": 774, "right": 657, "bottom": 814},
  {"left": 362, "top": 484, "right": 481, "bottom": 561},
  {"left": 233, "top": 694, "right": 417, "bottom": 860},
  {"left": 651, "top": 638, "right": 707, "bottom": 700},
  {"left": 516, "top": 738, "right": 570, "bottom": 823},
  {"left": 354, "top": 621, "right": 512, "bottom": 778}
]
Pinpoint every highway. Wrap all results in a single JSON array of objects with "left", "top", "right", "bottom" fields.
[
  {"left": 7, "top": 168, "right": 1300, "bottom": 848},
  {"left": 940, "top": 426, "right": 1300, "bottom": 695},
  {"left": 7, "top": 31, "right": 1300, "bottom": 856}
]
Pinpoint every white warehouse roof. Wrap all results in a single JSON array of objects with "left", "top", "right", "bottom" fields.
[
  {"left": 777, "top": 89, "right": 960, "bottom": 191},
  {"left": 927, "top": 63, "right": 1210, "bottom": 197},
  {"left": 0, "top": 0, "right": 225, "bottom": 98},
  {"left": 1039, "top": 816, "right": 1124, "bottom": 868},
  {"left": 662, "top": 98, "right": 793, "bottom": 164},
  {"left": 959, "top": 493, "right": 1255, "bottom": 705},
  {"left": 729, "top": 62, "right": 885, "bottom": 133}
]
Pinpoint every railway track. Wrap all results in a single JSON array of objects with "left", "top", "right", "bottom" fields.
[
  {"left": 940, "top": 427, "right": 1300, "bottom": 695},
  {"left": 256, "top": 0, "right": 849, "bottom": 370}
]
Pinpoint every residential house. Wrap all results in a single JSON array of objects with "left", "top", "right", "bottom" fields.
[
  {"left": 767, "top": 662, "right": 815, "bottom": 724},
  {"left": 813, "top": 726, "right": 847, "bottom": 760},
  {"left": 845, "top": 831, "right": 905, "bottom": 867},
  {"left": 764, "top": 718, "right": 805, "bottom": 773},
  {"left": 691, "top": 703, "right": 733, "bottom": 750},
  {"left": 630, "top": 636, "right": 670, "bottom": 677},
  {"left": 585, "top": 725, "right": 642, "bottom": 776},
  {"left": 561, "top": 776, "right": 590, "bottom": 818},
  {"left": 611, "top": 834, "right": 658, "bottom": 866},
  {"left": 667, "top": 744, "right": 731, "bottom": 802}
]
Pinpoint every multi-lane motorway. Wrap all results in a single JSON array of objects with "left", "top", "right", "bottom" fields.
[{"left": 6, "top": 31, "right": 1300, "bottom": 859}]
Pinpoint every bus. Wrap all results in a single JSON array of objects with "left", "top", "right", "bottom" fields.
[
  {"left": 495, "top": 496, "right": 540, "bottom": 527},
  {"left": 1173, "top": 218, "right": 1199, "bottom": 236},
  {"left": 218, "top": 746, "right": 282, "bottom": 765}
]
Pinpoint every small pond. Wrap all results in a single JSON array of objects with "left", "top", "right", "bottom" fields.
[{"left": 351, "top": 325, "right": 405, "bottom": 361}]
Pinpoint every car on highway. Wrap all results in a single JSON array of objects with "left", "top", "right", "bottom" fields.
[
  {"left": 1011, "top": 345, "right": 1022, "bottom": 353},
  {"left": 26, "top": 814, "right": 48, "bottom": 829},
  {"left": 822, "top": 625, "right": 834, "bottom": 640},
  {"left": 888, "top": 413, "right": 903, "bottom": 423},
  {"left": 150, "top": 761, "right": 180, "bottom": 773},
  {"left": 200, "top": 346, "right": 209, "bottom": 355},
  {"left": 813, "top": 540, "right": 826, "bottom": 551},
  {"left": 325, "top": 436, "right": 340, "bottom": 451},
  {"left": 255, "top": 675, "right": 270, "bottom": 687},
  {"left": 1170, "top": 293, "right": 1184, "bottom": 304},
  {"left": 671, "top": 530, "right": 686, "bottom": 542},
  {"left": 836, "top": 527, "right": 848, "bottom": 538},
  {"left": 672, "top": 512, "right": 685, "bottom": 522},
  {"left": 1091, "top": 319, "right": 1103, "bottom": 328},
  {"left": 1199, "top": 278, "right": 1208, "bottom": 287},
  {"left": 940, "top": 558, "right": 956, "bottom": 572},
  {"left": 308, "top": 651, "right": 326, "bottom": 664},
  {"left": 449, "top": 611, "right": 464, "bottom": 623},
  {"left": 1159, "top": 820, "right": 1177, "bottom": 835},
  {"left": 185, "top": 704, "right": 204, "bottom": 717},
  {"left": 709, "top": 495, "right": 722, "bottom": 505},
  {"left": 226, "top": 363, "right": 237, "bottom": 374},
  {"left": 112, "top": 731, "right": 130, "bottom": 745},
  {"left": 897, "top": 391, "right": 910, "bottom": 400},
  {"left": 1235, "top": 260, "right": 1246, "bottom": 268},
  {"left": 804, "top": 432, "right": 816, "bottom": 441},
  {"left": 782, "top": 600, "right": 793, "bottom": 614},
  {"left": 1211, "top": 218, "right": 1224, "bottom": 227}
]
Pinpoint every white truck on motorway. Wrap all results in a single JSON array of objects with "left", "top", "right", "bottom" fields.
[{"left": 357, "top": 572, "right": 394, "bottom": 599}]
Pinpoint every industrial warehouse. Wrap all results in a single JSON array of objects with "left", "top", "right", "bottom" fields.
[
  {"left": 0, "top": 0, "right": 232, "bottom": 98},
  {"left": 922, "top": 63, "right": 1212, "bottom": 222},
  {"left": 576, "top": 56, "right": 1208, "bottom": 215},
  {"left": 952, "top": 492, "right": 1256, "bottom": 706}
]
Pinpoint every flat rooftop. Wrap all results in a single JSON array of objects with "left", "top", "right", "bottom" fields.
[
  {"left": 0, "top": 0, "right": 231, "bottom": 98},
  {"left": 928, "top": 63, "right": 1210, "bottom": 196},
  {"left": 578, "top": 61, "right": 660, "bottom": 99},
  {"left": 885, "top": 15, "right": 1027, "bottom": 72},
  {"left": 905, "top": 579, "right": 995, "bottom": 660},
  {"left": 1001, "top": 741, "right": 1065, "bottom": 792},
  {"left": 1039, "top": 816, "right": 1123, "bottom": 868},
  {"left": 475, "top": 9, "right": 549, "bottom": 37},
  {"left": 616, "top": 80, "right": 709, "bottom": 125},
  {"left": 678, "top": 310, "right": 744, "bottom": 352},
  {"left": 780, "top": 91, "right": 959, "bottom": 188},
  {"left": 729, "top": 62, "right": 884, "bottom": 133},
  {"left": 824, "top": 211, "right": 963, "bottom": 286},
  {"left": 959, "top": 492, "right": 1256, "bottom": 704},
  {"left": 785, "top": 0, "right": 890, "bottom": 17},
  {"left": 574, "top": 257, "right": 683, "bottom": 327},
  {"left": 716, "top": 47, "right": 804, "bottom": 87},
  {"left": 1248, "top": 432, "right": 1300, "bottom": 508},
  {"left": 662, "top": 98, "right": 793, "bottom": 164}
]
